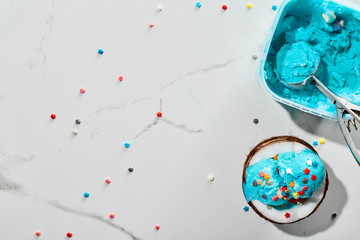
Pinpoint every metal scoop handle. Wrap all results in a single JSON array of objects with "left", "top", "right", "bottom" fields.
[{"left": 311, "top": 75, "right": 360, "bottom": 165}]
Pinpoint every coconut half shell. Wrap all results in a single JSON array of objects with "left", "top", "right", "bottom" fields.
[{"left": 242, "top": 135, "right": 329, "bottom": 224}]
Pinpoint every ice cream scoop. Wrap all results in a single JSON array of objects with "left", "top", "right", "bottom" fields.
[{"left": 277, "top": 42, "right": 360, "bottom": 165}]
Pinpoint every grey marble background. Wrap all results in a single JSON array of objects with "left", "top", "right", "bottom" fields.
[{"left": 0, "top": 0, "right": 359, "bottom": 239}]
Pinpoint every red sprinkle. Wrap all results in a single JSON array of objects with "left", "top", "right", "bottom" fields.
[
  {"left": 118, "top": 75, "right": 123, "bottom": 81},
  {"left": 80, "top": 88, "right": 85, "bottom": 93},
  {"left": 284, "top": 213, "right": 290, "bottom": 218},
  {"left": 276, "top": 167, "right": 279, "bottom": 174},
  {"left": 222, "top": 4, "right": 228, "bottom": 10},
  {"left": 155, "top": 225, "right": 160, "bottom": 230},
  {"left": 288, "top": 199, "right": 297, "bottom": 203},
  {"left": 259, "top": 171, "right": 265, "bottom": 177},
  {"left": 302, "top": 185, "right": 308, "bottom": 191},
  {"left": 157, "top": 112, "right": 162, "bottom": 117},
  {"left": 109, "top": 213, "right": 115, "bottom": 219},
  {"left": 35, "top": 231, "right": 41, "bottom": 237},
  {"left": 105, "top": 178, "right": 111, "bottom": 184},
  {"left": 272, "top": 196, "right": 278, "bottom": 201},
  {"left": 149, "top": 23, "right": 155, "bottom": 27},
  {"left": 281, "top": 186, "right": 288, "bottom": 192},
  {"left": 50, "top": 113, "right": 56, "bottom": 119},
  {"left": 311, "top": 175, "right": 317, "bottom": 181},
  {"left": 298, "top": 191, "right": 305, "bottom": 195},
  {"left": 66, "top": 232, "right": 73, "bottom": 238},
  {"left": 304, "top": 168, "right": 310, "bottom": 175}
]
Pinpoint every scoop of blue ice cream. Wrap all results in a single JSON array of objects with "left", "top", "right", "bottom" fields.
[
  {"left": 276, "top": 42, "right": 320, "bottom": 83},
  {"left": 245, "top": 149, "right": 325, "bottom": 206}
]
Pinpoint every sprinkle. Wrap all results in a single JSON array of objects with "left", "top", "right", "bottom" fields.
[
  {"left": 105, "top": 178, "right": 111, "bottom": 184},
  {"left": 281, "top": 186, "right": 288, "bottom": 192},
  {"left": 272, "top": 196, "right": 278, "bottom": 201},
  {"left": 157, "top": 4, "right": 163, "bottom": 11},
  {"left": 252, "top": 180, "right": 257, "bottom": 186},
  {"left": 109, "top": 213, "right": 115, "bottom": 219},
  {"left": 83, "top": 192, "right": 90, "bottom": 198},
  {"left": 331, "top": 212, "right": 338, "bottom": 219},
  {"left": 157, "top": 112, "right": 162, "bottom": 117},
  {"left": 289, "top": 182, "right": 294, "bottom": 188},
  {"left": 285, "top": 189, "right": 290, "bottom": 193},
  {"left": 253, "top": 118, "right": 259, "bottom": 124},
  {"left": 266, "top": 205, "right": 272, "bottom": 210},
  {"left": 252, "top": 55, "right": 258, "bottom": 60},
  {"left": 298, "top": 191, "right": 305, "bottom": 195},
  {"left": 289, "top": 198, "right": 297, "bottom": 203},
  {"left": 264, "top": 174, "right": 270, "bottom": 180},
  {"left": 66, "top": 232, "right": 73, "bottom": 238},
  {"left": 50, "top": 113, "right": 56, "bottom": 119},
  {"left": 75, "top": 119, "right": 81, "bottom": 125},
  {"left": 312, "top": 161, "right": 318, "bottom": 167},
  {"left": 286, "top": 168, "right": 292, "bottom": 174},
  {"left": 322, "top": 11, "right": 336, "bottom": 24},
  {"left": 302, "top": 178, "right": 308, "bottom": 184},
  {"left": 222, "top": 4, "right": 228, "bottom": 10},
  {"left": 307, "top": 160, "right": 312, "bottom": 166},
  {"left": 276, "top": 167, "right": 279, "bottom": 174},
  {"left": 98, "top": 49, "right": 104, "bottom": 55},
  {"left": 313, "top": 141, "right": 318, "bottom": 146},
  {"left": 128, "top": 167, "right": 134, "bottom": 173},
  {"left": 277, "top": 189, "right": 283, "bottom": 199},
  {"left": 274, "top": 155, "right": 278, "bottom": 160},
  {"left": 149, "top": 23, "right": 155, "bottom": 28},
  {"left": 284, "top": 213, "right": 290, "bottom": 218},
  {"left": 311, "top": 175, "right": 317, "bottom": 181},
  {"left": 267, "top": 180, "right": 273, "bottom": 186},
  {"left": 319, "top": 138, "right": 326, "bottom": 144},
  {"left": 259, "top": 171, "right": 265, "bottom": 177},
  {"left": 72, "top": 130, "right": 78, "bottom": 136},
  {"left": 118, "top": 75, "right": 124, "bottom": 81},
  {"left": 196, "top": 2, "right": 202, "bottom": 8},
  {"left": 247, "top": 3, "right": 253, "bottom": 9},
  {"left": 272, "top": 5, "right": 277, "bottom": 10},
  {"left": 208, "top": 175, "right": 215, "bottom": 181},
  {"left": 124, "top": 142, "right": 131, "bottom": 148},
  {"left": 304, "top": 168, "right": 310, "bottom": 175},
  {"left": 260, "top": 181, "right": 266, "bottom": 188},
  {"left": 243, "top": 206, "right": 249, "bottom": 212},
  {"left": 302, "top": 185, "right": 308, "bottom": 191},
  {"left": 293, "top": 192, "right": 299, "bottom": 197},
  {"left": 35, "top": 231, "right": 41, "bottom": 237},
  {"left": 281, "top": 191, "right": 287, "bottom": 197},
  {"left": 155, "top": 225, "right": 160, "bottom": 230},
  {"left": 256, "top": 179, "right": 263, "bottom": 185},
  {"left": 338, "top": 20, "right": 344, "bottom": 27},
  {"left": 261, "top": 194, "right": 267, "bottom": 199},
  {"left": 80, "top": 88, "right": 85, "bottom": 94}
]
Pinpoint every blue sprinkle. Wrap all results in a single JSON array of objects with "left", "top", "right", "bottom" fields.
[
  {"left": 313, "top": 141, "right": 319, "bottom": 146},
  {"left": 243, "top": 206, "right": 249, "bottom": 212},
  {"left": 196, "top": 2, "right": 201, "bottom": 8},
  {"left": 281, "top": 191, "right": 287, "bottom": 196},
  {"left": 83, "top": 192, "right": 90, "bottom": 198},
  {"left": 312, "top": 161, "right": 318, "bottom": 167},
  {"left": 98, "top": 49, "right": 104, "bottom": 54},
  {"left": 124, "top": 142, "right": 130, "bottom": 148},
  {"left": 272, "top": 5, "right": 277, "bottom": 11}
]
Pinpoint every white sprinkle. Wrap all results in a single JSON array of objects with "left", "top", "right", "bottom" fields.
[
  {"left": 286, "top": 168, "right": 292, "bottom": 174},
  {"left": 208, "top": 175, "right": 215, "bottom": 181},
  {"left": 307, "top": 160, "right": 313, "bottom": 166},
  {"left": 72, "top": 129, "right": 78, "bottom": 136},
  {"left": 157, "top": 4, "right": 163, "bottom": 11}
]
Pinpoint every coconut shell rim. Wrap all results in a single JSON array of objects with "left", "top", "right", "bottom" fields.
[{"left": 242, "top": 135, "right": 329, "bottom": 224}]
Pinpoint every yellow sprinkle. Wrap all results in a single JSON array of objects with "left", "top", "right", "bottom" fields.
[
  {"left": 319, "top": 138, "right": 326, "bottom": 144},
  {"left": 289, "top": 182, "right": 295, "bottom": 188},
  {"left": 247, "top": 3, "right": 253, "bottom": 9},
  {"left": 264, "top": 174, "right": 270, "bottom": 180},
  {"left": 293, "top": 192, "right": 299, "bottom": 197}
]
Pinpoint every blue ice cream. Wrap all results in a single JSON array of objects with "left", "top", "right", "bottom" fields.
[
  {"left": 244, "top": 149, "right": 325, "bottom": 207},
  {"left": 264, "top": 0, "right": 360, "bottom": 117}
]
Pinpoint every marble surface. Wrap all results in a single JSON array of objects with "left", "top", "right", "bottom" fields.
[{"left": 1, "top": 0, "right": 360, "bottom": 239}]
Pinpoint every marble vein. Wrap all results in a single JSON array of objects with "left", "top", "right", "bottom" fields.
[
  {"left": 48, "top": 200, "right": 141, "bottom": 240},
  {"left": 92, "top": 58, "right": 242, "bottom": 114},
  {"left": 134, "top": 118, "right": 203, "bottom": 140}
]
